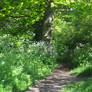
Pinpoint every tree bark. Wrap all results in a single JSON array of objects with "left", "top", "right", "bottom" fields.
[{"left": 34, "top": 0, "right": 54, "bottom": 53}]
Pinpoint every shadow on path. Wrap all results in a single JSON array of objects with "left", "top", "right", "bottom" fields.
[{"left": 25, "top": 64, "right": 87, "bottom": 92}]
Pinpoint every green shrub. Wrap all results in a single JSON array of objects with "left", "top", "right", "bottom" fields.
[{"left": 71, "top": 44, "right": 92, "bottom": 66}]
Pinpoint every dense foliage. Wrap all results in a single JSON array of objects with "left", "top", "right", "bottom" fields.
[
  {"left": 0, "top": 0, "right": 57, "bottom": 91},
  {"left": 53, "top": 0, "right": 92, "bottom": 66},
  {"left": 0, "top": 0, "right": 47, "bottom": 36},
  {"left": 0, "top": 0, "right": 92, "bottom": 92},
  {"left": 0, "top": 35, "right": 56, "bottom": 92},
  {"left": 53, "top": 0, "right": 92, "bottom": 92}
]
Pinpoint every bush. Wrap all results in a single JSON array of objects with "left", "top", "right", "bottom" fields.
[{"left": 71, "top": 43, "right": 92, "bottom": 66}]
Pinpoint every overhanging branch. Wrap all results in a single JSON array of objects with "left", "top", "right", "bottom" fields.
[
  {"left": 9, "top": 15, "right": 33, "bottom": 18},
  {"left": 55, "top": 9, "right": 73, "bottom": 13}
]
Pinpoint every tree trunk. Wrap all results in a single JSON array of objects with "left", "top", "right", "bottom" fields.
[{"left": 34, "top": 0, "right": 54, "bottom": 53}]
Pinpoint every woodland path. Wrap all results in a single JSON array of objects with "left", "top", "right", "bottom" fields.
[{"left": 26, "top": 63, "right": 88, "bottom": 92}]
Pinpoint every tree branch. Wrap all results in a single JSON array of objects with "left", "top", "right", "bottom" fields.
[{"left": 55, "top": 9, "right": 73, "bottom": 13}]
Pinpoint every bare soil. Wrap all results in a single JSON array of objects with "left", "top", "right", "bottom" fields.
[{"left": 25, "top": 63, "right": 88, "bottom": 92}]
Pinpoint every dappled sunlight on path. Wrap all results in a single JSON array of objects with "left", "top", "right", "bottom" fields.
[{"left": 26, "top": 64, "right": 87, "bottom": 92}]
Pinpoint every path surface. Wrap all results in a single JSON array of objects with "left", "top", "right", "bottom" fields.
[{"left": 26, "top": 64, "right": 87, "bottom": 92}]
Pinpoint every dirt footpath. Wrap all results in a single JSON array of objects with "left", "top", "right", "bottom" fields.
[{"left": 26, "top": 64, "right": 87, "bottom": 92}]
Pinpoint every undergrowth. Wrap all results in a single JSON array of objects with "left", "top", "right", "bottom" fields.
[
  {"left": 70, "top": 65, "right": 92, "bottom": 77},
  {"left": 62, "top": 78, "right": 92, "bottom": 92},
  {"left": 0, "top": 35, "right": 56, "bottom": 92}
]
